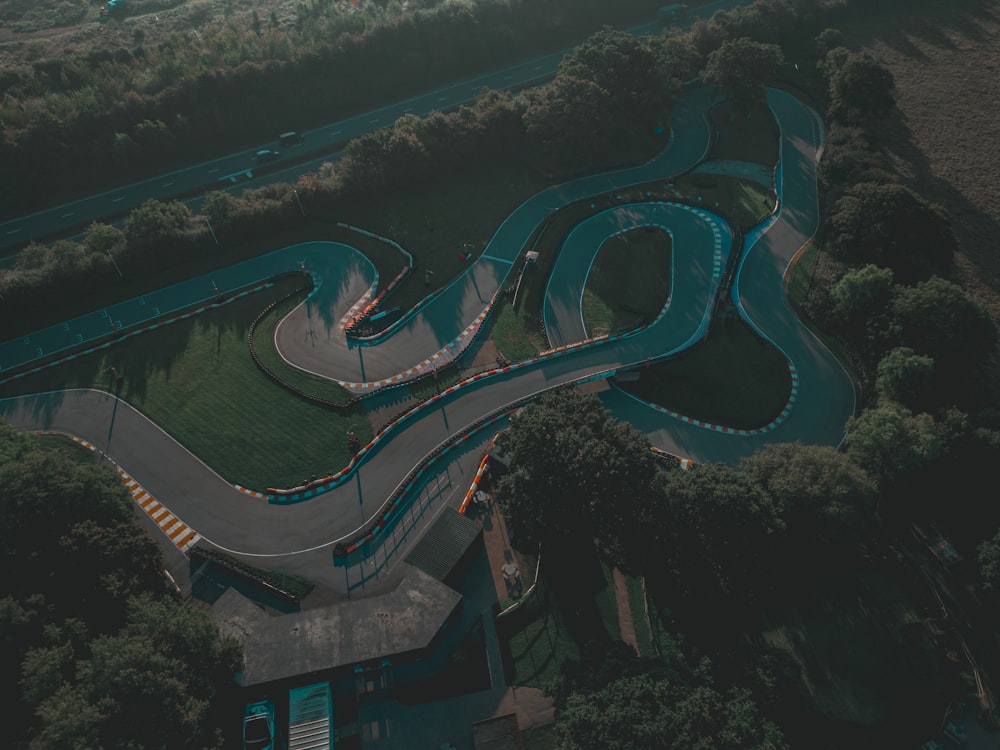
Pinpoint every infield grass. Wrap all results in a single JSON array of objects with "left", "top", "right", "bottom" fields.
[{"left": 0, "top": 277, "right": 369, "bottom": 489}]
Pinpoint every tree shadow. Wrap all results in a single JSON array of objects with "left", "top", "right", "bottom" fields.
[
  {"left": 876, "top": 108, "right": 1000, "bottom": 294},
  {"left": 0, "top": 280, "right": 297, "bottom": 424},
  {"left": 543, "top": 538, "right": 615, "bottom": 648}
]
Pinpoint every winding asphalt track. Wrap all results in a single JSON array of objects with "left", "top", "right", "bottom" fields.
[{"left": 0, "top": 86, "right": 855, "bottom": 579}]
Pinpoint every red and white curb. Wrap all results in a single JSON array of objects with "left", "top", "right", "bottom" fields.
[
  {"left": 234, "top": 484, "right": 267, "bottom": 499},
  {"left": 340, "top": 306, "right": 492, "bottom": 392},
  {"left": 337, "top": 283, "right": 377, "bottom": 332}
]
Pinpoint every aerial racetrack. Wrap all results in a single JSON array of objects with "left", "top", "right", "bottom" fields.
[{"left": 0, "top": 86, "right": 854, "bottom": 575}]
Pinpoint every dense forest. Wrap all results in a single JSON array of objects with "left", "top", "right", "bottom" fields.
[{"left": 0, "top": 423, "right": 243, "bottom": 748}]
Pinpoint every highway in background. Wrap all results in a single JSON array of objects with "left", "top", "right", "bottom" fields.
[{"left": 0, "top": 0, "right": 747, "bottom": 259}]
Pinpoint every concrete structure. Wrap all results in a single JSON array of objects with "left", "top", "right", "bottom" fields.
[{"left": 214, "top": 564, "right": 462, "bottom": 688}]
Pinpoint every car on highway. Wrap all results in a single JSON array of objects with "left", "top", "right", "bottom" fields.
[
  {"left": 243, "top": 699, "right": 277, "bottom": 750},
  {"left": 255, "top": 149, "right": 280, "bottom": 163}
]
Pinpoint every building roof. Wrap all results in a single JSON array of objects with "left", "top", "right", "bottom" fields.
[
  {"left": 405, "top": 508, "right": 482, "bottom": 582},
  {"left": 212, "top": 563, "right": 462, "bottom": 687}
]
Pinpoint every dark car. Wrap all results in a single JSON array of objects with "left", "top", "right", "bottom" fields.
[
  {"left": 255, "top": 149, "right": 280, "bottom": 163},
  {"left": 243, "top": 700, "right": 276, "bottom": 750}
]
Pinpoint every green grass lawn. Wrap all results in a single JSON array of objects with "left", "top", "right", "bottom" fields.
[
  {"left": 492, "top": 297, "right": 548, "bottom": 361},
  {"left": 620, "top": 316, "right": 792, "bottom": 429},
  {"left": 521, "top": 723, "right": 557, "bottom": 750},
  {"left": 626, "top": 575, "right": 655, "bottom": 658},
  {"left": 251, "top": 288, "right": 356, "bottom": 405},
  {"left": 406, "top": 363, "right": 463, "bottom": 400},
  {"left": 500, "top": 543, "right": 624, "bottom": 689},
  {"left": 582, "top": 228, "right": 671, "bottom": 338},
  {"left": 501, "top": 578, "right": 582, "bottom": 690},
  {"left": 787, "top": 238, "right": 819, "bottom": 311},
  {"left": 0, "top": 277, "right": 369, "bottom": 489},
  {"left": 670, "top": 173, "right": 776, "bottom": 230},
  {"left": 709, "top": 100, "right": 780, "bottom": 166}
]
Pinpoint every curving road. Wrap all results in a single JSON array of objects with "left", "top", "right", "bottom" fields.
[{"left": 0, "top": 86, "right": 855, "bottom": 592}]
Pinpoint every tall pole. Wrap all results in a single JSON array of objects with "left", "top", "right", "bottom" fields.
[
  {"left": 106, "top": 249, "right": 123, "bottom": 278},
  {"left": 205, "top": 218, "right": 219, "bottom": 247}
]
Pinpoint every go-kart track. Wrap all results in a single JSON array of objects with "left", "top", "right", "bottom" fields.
[{"left": 0, "top": 87, "right": 855, "bottom": 592}]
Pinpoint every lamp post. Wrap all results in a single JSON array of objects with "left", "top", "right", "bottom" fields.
[
  {"left": 107, "top": 249, "right": 123, "bottom": 278},
  {"left": 205, "top": 217, "right": 219, "bottom": 247}
]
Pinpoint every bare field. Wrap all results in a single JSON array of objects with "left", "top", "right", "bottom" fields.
[{"left": 849, "top": 0, "right": 1000, "bottom": 316}]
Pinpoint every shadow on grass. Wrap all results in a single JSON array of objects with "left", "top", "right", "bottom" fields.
[
  {"left": 497, "top": 538, "right": 621, "bottom": 689},
  {"left": 619, "top": 316, "right": 791, "bottom": 429},
  {"left": 0, "top": 279, "right": 298, "bottom": 406}
]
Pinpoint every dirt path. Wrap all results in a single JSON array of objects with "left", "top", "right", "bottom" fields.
[{"left": 612, "top": 567, "right": 639, "bottom": 652}]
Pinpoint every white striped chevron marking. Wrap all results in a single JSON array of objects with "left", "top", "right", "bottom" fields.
[{"left": 118, "top": 469, "right": 201, "bottom": 552}]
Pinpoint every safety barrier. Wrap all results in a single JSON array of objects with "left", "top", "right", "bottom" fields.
[
  {"left": 458, "top": 452, "right": 492, "bottom": 515},
  {"left": 337, "top": 222, "right": 414, "bottom": 337}
]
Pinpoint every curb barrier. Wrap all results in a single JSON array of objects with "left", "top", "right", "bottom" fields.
[
  {"left": 189, "top": 546, "right": 300, "bottom": 604},
  {"left": 458, "top": 452, "right": 492, "bottom": 515}
]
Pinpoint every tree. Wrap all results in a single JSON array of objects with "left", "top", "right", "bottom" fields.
[
  {"left": 828, "top": 182, "right": 956, "bottom": 282},
  {"left": 815, "top": 27, "right": 845, "bottom": 56},
  {"left": 554, "top": 674, "right": 786, "bottom": 750},
  {"left": 31, "top": 595, "right": 240, "bottom": 750},
  {"left": 123, "top": 199, "right": 191, "bottom": 246},
  {"left": 0, "top": 418, "right": 38, "bottom": 464},
  {"left": 648, "top": 33, "right": 704, "bottom": 86},
  {"left": 0, "top": 427, "right": 243, "bottom": 748},
  {"left": 738, "top": 443, "right": 876, "bottom": 550},
  {"left": 201, "top": 191, "right": 239, "bottom": 226},
  {"left": 53, "top": 519, "right": 173, "bottom": 632},
  {"left": 875, "top": 346, "right": 935, "bottom": 411},
  {"left": 0, "top": 448, "right": 134, "bottom": 574},
  {"left": 844, "top": 404, "right": 941, "bottom": 489},
  {"left": 824, "top": 49, "right": 895, "bottom": 125},
  {"left": 132, "top": 119, "right": 177, "bottom": 162},
  {"left": 82, "top": 222, "right": 125, "bottom": 258},
  {"left": 558, "top": 28, "right": 675, "bottom": 133},
  {"left": 829, "top": 264, "right": 899, "bottom": 359},
  {"left": 523, "top": 74, "right": 617, "bottom": 169},
  {"left": 817, "top": 125, "right": 894, "bottom": 201},
  {"left": 893, "top": 276, "right": 998, "bottom": 380},
  {"left": 702, "top": 38, "right": 783, "bottom": 114},
  {"left": 645, "top": 463, "right": 783, "bottom": 617},
  {"left": 978, "top": 530, "right": 1000, "bottom": 593},
  {"left": 549, "top": 638, "right": 684, "bottom": 711},
  {"left": 16, "top": 241, "right": 51, "bottom": 271},
  {"left": 493, "top": 389, "right": 655, "bottom": 566}
]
